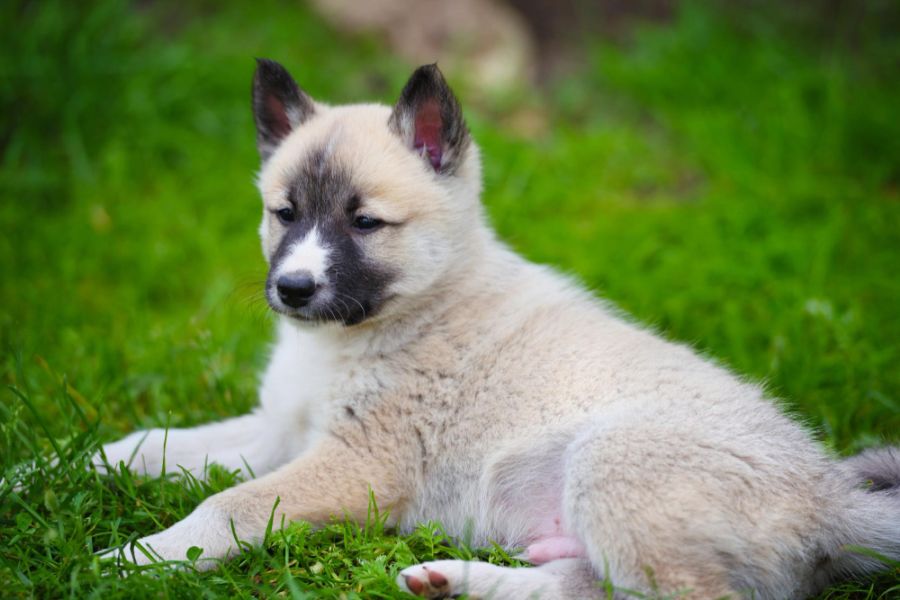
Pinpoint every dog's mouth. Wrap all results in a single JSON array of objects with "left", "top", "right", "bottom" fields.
[
  {"left": 276, "top": 308, "right": 372, "bottom": 327},
  {"left": 266, "top": 288, "right": 377, "bottom": 327},
  {"left": 268, "top": 305, "right": 318, "bottom": 323}
]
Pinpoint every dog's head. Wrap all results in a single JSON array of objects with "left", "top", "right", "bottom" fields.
[{"left": 253, "top": 59, "right": 482, "bottom": 326}]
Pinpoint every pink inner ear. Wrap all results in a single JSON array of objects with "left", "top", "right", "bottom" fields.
[
  {"left": 266, "top": 95, "right": 291, "bottom": 138},
  {"left": 413, "top": 99, "right": 443, "bottom": 171}
]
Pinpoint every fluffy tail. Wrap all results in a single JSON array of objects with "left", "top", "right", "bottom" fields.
[
  {"left": 844, "top": 447, "right": 900, "bottom": 496},
  {"left": 828, "top": 447, "right": 900, "bottom": 580}
]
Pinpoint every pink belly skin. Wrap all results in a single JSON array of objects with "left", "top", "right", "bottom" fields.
[{"left": 522, "top": 536, "right": 586, "bottom": 565}]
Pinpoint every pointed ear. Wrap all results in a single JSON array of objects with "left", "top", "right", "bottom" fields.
[
  {"left": 388, "top": 64, "right": 470, "bottom": 176},
  {"left": 252, "top": 58, "right": 315, "bottom": 162}
]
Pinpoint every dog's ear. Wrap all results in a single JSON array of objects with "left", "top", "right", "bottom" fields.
[
  {"left": 389, "top": 64, "right": 470, "bottom": 176},
  {"left": 252, "top": 59, "right": 315, "bottom": 162}
]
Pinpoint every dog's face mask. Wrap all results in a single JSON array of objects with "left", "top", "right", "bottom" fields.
[{"left": 252, "top": 60, "right": 480, "bottom": 326}]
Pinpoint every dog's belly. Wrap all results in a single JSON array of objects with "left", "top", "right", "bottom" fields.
[
  {"left": 400, "top": 479, "right": 576, "bottom": 555},
  {"left": 398, "top": 457, "right": 492, "bottom": 541},
  {"left": 398, "top": 428, "right": 584, "bottom": 557}
]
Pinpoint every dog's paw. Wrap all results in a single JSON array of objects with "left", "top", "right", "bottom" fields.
[
  {"left": 2, "top": 459, "right": 48, "bottom": 492},
  {"left": 397, "top": 560, "right": 563, "bottom": 599},
  {"left": 398, "top": 562, "right": 454, "bottom": 598},
  {"left": 98, "top": 502, "right": 243, "bottom": 571},
  {"left": 94, "top": 430, "right": 164, "bottom": 476},
  {"left": 95, "top": 542, "right": 172, "bottom": 571}
]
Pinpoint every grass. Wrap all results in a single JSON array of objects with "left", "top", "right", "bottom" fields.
[{"left": 1, "top": 0, "right": 899, "bottom": 597}]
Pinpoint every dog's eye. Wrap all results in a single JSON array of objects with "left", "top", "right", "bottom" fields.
[
  {"left": 276, "top": 207, "right": 296, "bottom": 224},
  {"left": 352, "top": 215, "right": 384, "bottom": 232}
]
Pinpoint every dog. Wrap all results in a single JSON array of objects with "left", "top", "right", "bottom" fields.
[{"left": 98, "top": 59, "right": 900, "bottom": 599}]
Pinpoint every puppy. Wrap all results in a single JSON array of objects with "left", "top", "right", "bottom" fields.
[{"left": 99, "top": 59, "right": 900, "bottom": 599}]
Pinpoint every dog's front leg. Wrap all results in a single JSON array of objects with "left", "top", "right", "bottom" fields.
[
  {"left": 95, "top": 411, "right": 304, "bottom": 479},
  {"left": 105, "top": 422, "right": 411, "bottom": 568}
]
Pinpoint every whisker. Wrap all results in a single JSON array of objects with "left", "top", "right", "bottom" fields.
[{"left": 337, "top": 291, "right": 367, "bottom": 320}]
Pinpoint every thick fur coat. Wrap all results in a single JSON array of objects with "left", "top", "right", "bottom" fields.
[{"left": 98, "top": 61, "right": 900, "bottom": 599}]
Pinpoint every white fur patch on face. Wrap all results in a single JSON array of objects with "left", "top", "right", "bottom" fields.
[{"left": 276, "top": 227, "right": 330, "bottom": 281}]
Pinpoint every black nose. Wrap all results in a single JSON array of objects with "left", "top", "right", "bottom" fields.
[{"left": 276, "top": 273, "right": 317, "bottom": 308}]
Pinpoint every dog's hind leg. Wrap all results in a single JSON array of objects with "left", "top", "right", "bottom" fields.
[
  {"left": 397, "top": 558, "right": 606, "bottom": 599},
  {"left": 95, "top": 411, "right": 298, "bottom": 478},
  {"left": 559, "top": 412, "right": 837, "bottom": 599}
]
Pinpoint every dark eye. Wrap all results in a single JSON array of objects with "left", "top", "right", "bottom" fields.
[
  {"left": 276, "top": 207, "right": 296, "bottom": 224},
  {"left": 352, "top": 215, "right": 384, "bottom": 232}
]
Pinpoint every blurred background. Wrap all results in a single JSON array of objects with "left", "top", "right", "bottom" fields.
[{"left": 1, "top": 0, "right": 899, "bottom": 451}]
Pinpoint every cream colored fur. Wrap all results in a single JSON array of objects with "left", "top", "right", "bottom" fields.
[{"left": 98, "top": 90, "right": 900, "bottom": 600}]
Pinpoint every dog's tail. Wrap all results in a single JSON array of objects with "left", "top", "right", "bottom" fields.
[
  {"left": 844, "top": 447, "right": 900, "bottom": 497},
  {"left": 826, "top": 447, "right": 900, "bottom": 580}
]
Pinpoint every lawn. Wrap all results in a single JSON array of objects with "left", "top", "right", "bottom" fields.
[{"left": 1, "top": 0, "right": 898, "bottom": 597}]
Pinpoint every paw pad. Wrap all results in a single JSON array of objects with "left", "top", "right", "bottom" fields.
[
  {"left": 399, "top": 565, "right": 452, "bottom": 598},
  {"left": 403, "top": 574, "right": 424, "bottom": 595}
]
